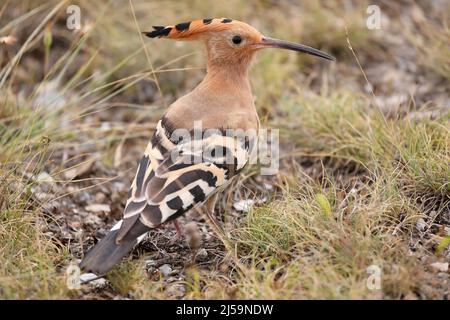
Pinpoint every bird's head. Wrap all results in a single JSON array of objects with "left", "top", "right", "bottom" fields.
[{"left": 145, "top": 18, "right": 334, "bottom": 71}]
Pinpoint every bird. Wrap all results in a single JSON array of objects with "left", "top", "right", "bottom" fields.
[{"left": 80, "top": 18, "right": 334, "bottom": 275}]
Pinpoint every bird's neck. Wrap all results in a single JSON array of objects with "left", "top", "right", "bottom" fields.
[
  {"left": 165, "top": 61, "right": 259, "bottom": 132},
  {"left": 200, "top": 62, "right": 252, "bottom": 96}
]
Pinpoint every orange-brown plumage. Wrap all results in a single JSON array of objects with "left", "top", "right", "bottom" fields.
[
  {"left": 146, "top": 18, "right": 260, "bottom": 40},
  {"left": 80, "top": 18, "right": 334, "bottom": 275}
]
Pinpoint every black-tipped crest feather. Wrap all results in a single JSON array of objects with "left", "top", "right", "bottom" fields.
[{"left": 144, "top": 26, "right": 172, "bottom": 38}]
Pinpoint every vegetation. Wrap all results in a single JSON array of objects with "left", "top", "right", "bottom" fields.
[{"left": 0, "top": 0, "right": 449, "bottom": 299}]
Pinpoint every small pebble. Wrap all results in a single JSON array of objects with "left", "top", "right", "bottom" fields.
[
  {"left": 196, "top": 248, "right": 208, "bottom": 260},
  {"left": 430, "top": 262, "right": 449, "bottom": 272},
  {"left": 233, "top": 199, "right": 255, "bottom": 212},
  {"left": 159, "top": 264, "right": 172, "bottom": 277},
  {"left": 166, "top": 283, "right": 185, "bottom": 298},
  {"left": 416, "top": 218, "right": 427, "bottom": 231},
  {"left": 85, "top": 204, "right": 111, "bottom": 213},
  {"left": 36, "top": 172, "right": 55, "bottom": 184},
  {"left": 94, "top": 192, "right": 106, "bottom": 203},
  {"left": 80, "top": 273, "right": 108, "bottom": 288}
]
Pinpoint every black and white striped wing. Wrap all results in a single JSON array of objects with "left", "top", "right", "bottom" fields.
[{"left": 116, "top": 128, "right": 250, "bottom": 242}]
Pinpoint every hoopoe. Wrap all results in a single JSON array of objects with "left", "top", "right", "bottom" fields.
[{"left": 80, "top": 18, "right": 334, "bottom": 275}]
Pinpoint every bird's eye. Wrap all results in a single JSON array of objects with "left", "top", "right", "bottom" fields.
[{"left": 232, "top": 35, "right": 242, "bottom": 45}]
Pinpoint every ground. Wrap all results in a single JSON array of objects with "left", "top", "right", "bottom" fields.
[{"left": 0, "top": 0, "right": 449, "bottom": 299}]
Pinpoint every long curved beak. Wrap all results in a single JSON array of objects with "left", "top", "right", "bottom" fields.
[{"left": 257, "top": 36, "right": 335, "bottom": 61}]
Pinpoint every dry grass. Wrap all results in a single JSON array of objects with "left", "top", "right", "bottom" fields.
[{"left": 0, "top": 0, "right": 449, "bottom": 299}]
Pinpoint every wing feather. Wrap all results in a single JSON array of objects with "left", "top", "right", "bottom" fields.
[{"left": 117, "top": 120, "right": 252, "bottom": 242}]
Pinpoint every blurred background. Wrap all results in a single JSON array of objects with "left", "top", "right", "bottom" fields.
[{"left": 0, "top": 0, "right": 449, "bottom": 299}]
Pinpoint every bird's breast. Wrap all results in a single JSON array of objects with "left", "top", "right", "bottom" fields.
[{"left": 165, "top": 100, "right": 259, "bottom": 131}]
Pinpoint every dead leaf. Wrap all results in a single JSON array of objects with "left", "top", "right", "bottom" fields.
[
  {"left": 114, "top": 142, "right": 123, "bottom": 168},
  {"left": 63, "top": 159, "right": 95, "bottom": 180}
]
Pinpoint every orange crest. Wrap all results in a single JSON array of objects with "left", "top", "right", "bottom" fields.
[{"left": 144, "top": 18, "right": 240, "bottom": 39}]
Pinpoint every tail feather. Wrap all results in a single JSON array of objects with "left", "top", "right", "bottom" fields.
[{"left": 79, "top": 218, "right": 149, "bottom": 275}]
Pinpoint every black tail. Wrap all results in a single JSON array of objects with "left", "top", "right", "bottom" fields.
[{"left": 79, "top": 219, "right": 149, "bottom": 275}]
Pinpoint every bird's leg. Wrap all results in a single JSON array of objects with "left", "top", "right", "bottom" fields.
[
  {"left": 168, "top": 219, "right": 184, "bottom": 245},
  {"left": 172, "top": 219, "right": 183, "bottom": 237},
  {"left": 203, "top": 195, "right": 235, "bottom": 254},
  {"left": 202, "top": 193, "right": 223, "bottom": 233},
  {"left": 200, "top": 193, "right": 233, "bottom": 253}
]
